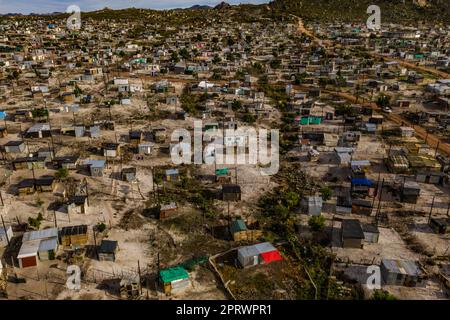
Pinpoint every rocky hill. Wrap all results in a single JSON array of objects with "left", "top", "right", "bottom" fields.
[{"left": 268, "top": 0, "right": 450, "bottom": 24}]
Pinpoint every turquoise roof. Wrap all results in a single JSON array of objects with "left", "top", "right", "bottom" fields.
[
  {"left": 230, "top": 219, "right": 247, "bottom": 234},
  {"left": 160, "top": 266, "right": 189, "bottom": 283}
]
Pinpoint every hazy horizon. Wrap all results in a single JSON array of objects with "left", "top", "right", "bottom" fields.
[{"left": 0, "top": 0, "right": 269, "bottom": 15}]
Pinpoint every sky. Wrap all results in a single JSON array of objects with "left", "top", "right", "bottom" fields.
[{"left": 0, "top": 0, "right": 269, "bottom": 14}]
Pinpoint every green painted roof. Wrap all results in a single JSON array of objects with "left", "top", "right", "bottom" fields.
[
  {"left": 160, "top": 266, "right": 189, "bottom": 283},
  {"left": 230, "top": 219, "right": 247, "bottom": 234},
  {"left": 216, "top": 168, "right": 229, "bottom": 175}
]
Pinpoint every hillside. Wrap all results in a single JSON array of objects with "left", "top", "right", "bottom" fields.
[
  {"left": 268, "top": 0, "right": 450, "bottom": 24},
  {"left": 1, "top": 1, "right": 448, "bottom": 25}
]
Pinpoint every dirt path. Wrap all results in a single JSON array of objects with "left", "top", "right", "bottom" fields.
[
  {"left": 290, "top": 14, "right": 333, "bottom": 47},
  {"left": 290, "top": 14, "right": 449, "bottom": 79},
  {"left": 288, "top": 14, "right": 450, "bottom": 156},
  {"left": 376, "top": 55, "right": 450, "bottom": 79}
]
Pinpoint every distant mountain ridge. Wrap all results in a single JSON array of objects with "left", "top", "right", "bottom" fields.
[
  {"left": 1, "top": 0, "right": 448, "bottom": 24},
  {"left": 185, "top": 5, "right": 212, "bottom": 10}
]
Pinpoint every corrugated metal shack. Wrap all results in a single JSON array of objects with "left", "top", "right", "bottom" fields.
[{"left": 380, "top": 258, "right": 424, "bottom": 287}]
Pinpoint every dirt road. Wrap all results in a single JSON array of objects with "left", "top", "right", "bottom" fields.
[
  {"left": 289, "top": 14, "right": 450, "bottom": 155},
  {"left": 290, "top": 14, "right": 333, "bottom": 47},
  {"left": 290, "top": 14, "right": 450, "bottom": 79},
  {"left": 376, "top": 55, "right": 450, "bottom": 79},
  {"left": 325, "top": 89, "right": 450, "bottom": 156}
]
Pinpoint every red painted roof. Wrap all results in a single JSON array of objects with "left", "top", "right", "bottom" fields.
[{"left": 260, "top": 250, "right": 282, "bottom": 264}]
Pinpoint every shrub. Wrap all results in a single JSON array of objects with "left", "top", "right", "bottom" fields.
[
  {"left": 55, "top": 168, "right": 69, "bottom": 180},
  {"left": 242, "top": 113, "right": 256, "bottom": 124},
  {"left": 320, "top": 186, "right": 332, "bottom": 201},
  {"left": 371, "top": 290, "right": 397, "bottom": 300},
  {"left": 95, "top": 223, "right": 106, "bottom": 233},
  {"left": 308, "top": 215, "right": 326, "bottom": 232},
  {"left": 28, "top": 212, "right": 44, "bottom": 229}
]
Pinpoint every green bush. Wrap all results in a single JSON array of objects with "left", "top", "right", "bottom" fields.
[
  {"left": 320, "top": 186, "right": 332, "bottom": 201},
  {"left": 242, "top": 113, "right": 256, "bottom": 124},
  {"left": 308, "top": 215, "right": 326, "bottom": 232},
  {"left": 95, "top": 223, "right": 106, "bottom": 233},
  {"left": 371, "top": 289, "right": 397, "bottom": 300},
  {"left": 28, "top": 212, "right": 44, "bottom": 229},
  {"left": 55, "top": 168, "right": 69, "bottom": 180}
]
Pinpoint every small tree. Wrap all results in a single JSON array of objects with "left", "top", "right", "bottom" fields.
[
  {"left": 179, "top": 48, "right": 190, "bottom": 60},
  {"left": 376, "top": 94, "right": 390, "bottom": 108},
  {"left": 212, "top": 54, "right": 222, "bottom": 64},
  {"left": 320, "top": 186, "right": 332, "bottom": 201},
  {"left": 171, "top": 51, "right": 180, "bottom": 63},
  {"left": 28, "top": 212, "right": 44, "bottom": 229},
  {"left": 95, "top": 223, "right": 106, "bottom": 233},
  {"left": 371, "top": 290, "right": 397, "bottom": 300},
  {"left": 242, "top": 113, "right": 256, "bottom": 124},
  {"left": 308, "top": 215, "right": 326, "bottom": 232},
  {"left": 283, "top": 191, "right": 300, "bottom": 210},
  {"left": 231, "top": 100, "right": 242, "bottom": 111},
  {"left": 55, "top": 168, "right": 69, "bottom": 180}
]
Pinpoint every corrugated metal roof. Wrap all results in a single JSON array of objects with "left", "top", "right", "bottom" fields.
[
  {"left": 381, "top": 258, "right": 421, "bottom": 276},
  {"left": 237, "top": 245, "right": 259, "bottom": 258},
  {"left": 334, "top": 147, "right": 354, "bottom": 153},
  {"left": 90, "top": 126, "right": 100, "bottom": 137},
  {"left": 99, "top": 240, "right": 118, "bottom": 253},
  {"left": 17, "top": 239, "right": 40, "bottom": 258},
  {"left": 216, "top": 168, "right": 229, "bottom": 175},
  {"left": 351, "top": 160, "right": 371, "bottom": 167},
  {"left": 0, "top": 226, "right": 11, "bottom": 236},
  {"left": 27, "top": 123, "right": 51, "bottom": 133},
  {"left": 254, "top": 242, "right": 277, "bottom": 254},
  {"left": 160, "top": 266, "right": 189, "bottom": 283},
  {"left": 23, "top": 228, "right": 58, "bottom": 242},
  {"left": 305, "top": 196, "right": 323, "bottom": 207},
  {"left": 84, "top": 159, "right": 106, "bottom": 168},
  {"left": 166, "top": 169, "right": 179, "bottom": 175},
  {"left": 161, "top": 202, "right": 177, "bottom": 211},
  {"left": 230, "top": 220, "right": 247, "bottom": 234},
  {"left": 39, "top": 237, "right": 58, "bottom": 252},
  {"left": 342, "top": 219, "right": 364, "bottom": 239}
]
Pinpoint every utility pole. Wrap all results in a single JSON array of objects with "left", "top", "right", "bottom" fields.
[
  {"left": 435, "top": 141, "right": 440, "bottom": 157},
  {"left": 375, "top": 179, "right": 385, "bottom": 225},
  {"left": 0, "top": 190, "right": 4, "bottom": 206},
  {"left": 53, "top": 210, "right": 57, "bottom": 228},
  {"left": 138, "top": 260, "right": 142, "bottom": 295},
  {"left": 372, "top": 171, "right": 381, "bottom": 208},
  {"left": 1, "top": 215, "right": 10, "bottom": 246},
  {"left": 47, "top": 112, "right": 56, "bottom": 155},
  {"left": 47, "top": 142, "right": 53, "bottom": 160},
  {"left": 428, "top": 196, "right": 435, "bottom": 224},
  {"left": 84, "top": 178, "right": 90, "bottom": 206},
  {"left": 93, "top": 227, "right": 99, "bottom": 260},
  {"left": 31, "top": 164, "right": 36, "bottom": 181}
]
